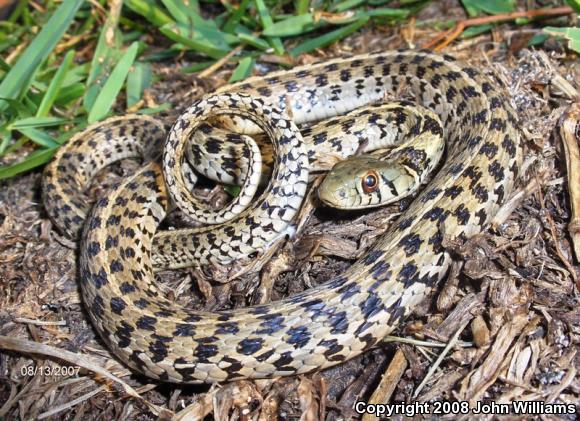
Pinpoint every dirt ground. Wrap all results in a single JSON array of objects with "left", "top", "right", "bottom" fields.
[{"left": 1, "top": 5, "right": 579, "bottom": 420}]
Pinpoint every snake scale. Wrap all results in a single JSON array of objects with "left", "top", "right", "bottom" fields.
[{"left": 42, "top": 50, "right": 522, "bottom": 383}]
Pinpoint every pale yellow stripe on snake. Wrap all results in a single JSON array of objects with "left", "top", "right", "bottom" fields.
[{"left": 46, "top": 50, "right": 522, "bottom": 383}]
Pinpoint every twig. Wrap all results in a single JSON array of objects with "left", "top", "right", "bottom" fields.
[
  {"left": 423, "top": 6, "right": 574, "bottom": 51},
  {"left": 383, "top": 335, "right": 472, "bottom": 348},
  {"left": 362, "top": 349, "right": 407, "bottom": 421},
  {"left": 534, "top": 171, "right": 579, "bottom": 290},
  {"left": 14, "top": 317, "right": 67, "bottom": 326},
  {"left": 37, "top": 385, "right": 108, "bottom": 420},
  {"left": 559, "top": 104, "right": 580, "bottom": 263},
  {"left": 413, "top": 319, "right": 470, "bottom": 398},
  {"left": 198, "top": 45, "right": 243, "bottom": 79}
]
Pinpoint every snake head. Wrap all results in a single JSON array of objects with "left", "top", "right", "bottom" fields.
[{"left": 318, "top": 155, "right": 387, "bottom": 209}]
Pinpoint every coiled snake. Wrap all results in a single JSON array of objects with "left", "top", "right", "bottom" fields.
[{"left": 42, "top": 50, "right": 522, "bottom": 383}]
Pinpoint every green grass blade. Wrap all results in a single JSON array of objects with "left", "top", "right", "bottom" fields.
[
  {"left": 263, "top": 14, "right": 315, "bottom": 37},
  {"left": 36, "top": 50, "right": 74, "bottom": 117},
  {"left": 124, "top": 0, "right": 174, "bottom": 26},
  {"left": 0, "top": 56, "right": 11, "bottom": 72},
  {"left": 295, "top": 0, "right": 310, "bottom": 15},
  {"left": 160, "top": 23, "right": 231, "bottom": 59},
  {"left": 290, "top": 17, "right": 369, "bottom": 57},
  {"left": 357, "top": 7, "right": 409, "bottom": 19},
  {"left": 159, "top": 0, "right": 189, "bottom": 24},
  {"left": 126, "top": 61, "right": 152, "bottom": 108},
  {"left": 55, "top": 82, "right": 85, "bottom": 106},
  {"left": 0, "top": 0, "right": 83, "bottom": 111},
  {"left": 136, "top": 103, "right": 172, "bottom": 114},
  {"left": 16, "top": 128, "right": 60, "bottom": 148},
  {"left": 229, "top": 57, "right": 255, "bottom": 82},
  {"left": 0, "top": 97, "right": 33, "bottom": 118},
  {"left": 237, "top": 33, "right": 271, "bottom": 50},
  {"left": 1, "top": 136, "right": 26, "bottom": 157},
  {"left": 330, "top": 0, "right": 367, "bottom": 12},
  {"left": 0, "top": 146, "right": 58, "bottom": 180},
  {"left": 88, "top": 42, "right": 139, "bottom": 123},
  {"left": 566, "top": 0, "right": 580, "bottom": 13},
  {"left": 10, "top": 116, "right": 68, "bottom": 129},
  {"left": 189, "top": 12, "right": 238, "bottom": 47},
  {"left": 544, "top": 27, "right": 580, "bottom": 53},
  {"left": 460, "top": 24, "right": 493, "bottom": 38},
  {"left": 254, "top": 0, "right": 285, "bottom": 54},
  {"left": 223, "top": 0, "right": 251, "bottom": 33},
  {"left": 0, "top": 126, "right": 12, "bottom": 155},
  {"left": 84, "top": 0, "right": 123, "bottom": 112},
  {"left": 460, "top": 0, "right": 515, "bottom": 16}
]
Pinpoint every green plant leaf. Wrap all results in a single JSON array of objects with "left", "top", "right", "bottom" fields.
[
  {"left": 189, "top": 11, "right": 237, "bottom": 47},
  {"left": 10, "top": 116, "right": 68, "bottom": 129},
  {"left": 16, "top": 128, "right": 60, "bottom": 148},
  {"left": 0, "top": 146, "right": 58, "bottom": 180},
  {"left": 0, "top": 0, "right": 83, "bottom": 111},
  {"left": 159, "top": 0, "right": 189, "bottom": 24},
  {"left": 237, "top": 33, "right": 271, "bottom": 50},
  {"left": 263, "top": 14, "right": 315, "bottom": 37},
  {"left": 84, "top": 0, "right": 123, "bottom": 112},
  {"left": 229, "top": 57, "right": 255, "bottom": 82},
  {"left": 295, "top": 0, "right": 310, "bottom": 15},
  {"left": 527, "top": 33, "right": 550, "bottom": 47},
  {"left": 460, "top": 0, "right": 515, "bottom": 16},
  {"left": 36, "top": 50, "right": 74, "bottom": 117},
  {"left": 356, "top": 7, "right": 409, "bottom": 20},
  {"left": 124, "top": 0, "right": 174, "bottom": 26},
  {"left": 126, "top": 61, "right": 152, "bottom": 107},
  {"left": 330, "top": 0, "right": 367, "bottom": 13},
  {"left": 544, "top": 26, "right": 580, "bottom": 53},
  {"left": 290, "top": 17, "right": 369, "bottom": 57},
  {"left": 88, "top": 42, "right": 139, "bottom": 123},
  {"left": 0, "top": 56, "right": 11, "bottom": 72},
  {"left": 0, "top": 97, "right": 33, "bottom": 118},
  {"left": 137, "top": 103, "right": 172, "bottom": 114},
  {"left": 565, "top": 0, "right": 580, "bottom": 14},
  {"left": 224, "top": 184, "right": 241, "bottom": 197},
  {"left": 460, "top": 24, "right": 493, "bottom": 38},
  {"left": 254, "top": 0, "right": 285, "bottom": 54},
  {"left": 55, "top": 82, "right": 85, "bottom": 106},
  {"left": 160, "top": 23, "right": 231, "bottom": 59},
  {"left": 223, "top": 0, "right": 251, "bottom": 33}
]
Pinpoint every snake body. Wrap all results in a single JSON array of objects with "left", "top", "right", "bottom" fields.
[{"left": 43, "top": 50, "right": 522, "bottom": 383}]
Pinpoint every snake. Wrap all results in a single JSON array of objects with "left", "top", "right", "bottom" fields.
[{"left": 42, "top": 50, "right": 522, "bottom": 383}]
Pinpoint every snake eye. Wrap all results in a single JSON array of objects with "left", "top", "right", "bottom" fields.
[{"left": 362, "top": 171, "right": 379, "bottom": 194}]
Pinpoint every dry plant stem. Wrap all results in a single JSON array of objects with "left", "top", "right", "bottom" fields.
[
  {"left": 534, "top": 171, "right": 580, "bottom": 289},
  {"left": 362, "top": 349, "right": 407, "bottom": 421},
  {"left": 413, "top": 319, "right": 470, "bottom": 398},
  {"left": 14, "top": 317, "right": 67, "bottom": 326},
  {"left": 491, "top": 177, "right": 542, "bottom": 228},
  {"left": 559, "top": 104, "right": 580, "bottom": 262},
  {"left": 198, "top": 45, "right": 244, "bottom": 79},
  {"left": 422, "top": 6, "right": 574, "bottom": 51},
  {"left": 0, "top": 336, "right": 165, "bottom": 416},
  {"left": 37, "top": 385, "right": 108, "bottom": 420},
  {"left": 383, "top": 335, "right": 472, "bottom": 348}
]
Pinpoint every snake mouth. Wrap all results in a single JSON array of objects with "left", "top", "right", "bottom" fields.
[
  {"left": 317, "top": 188, "right": 346, "bottom": 209},
  {"left": 317, "top": 189, "right": 370, "bottom": 210}
]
